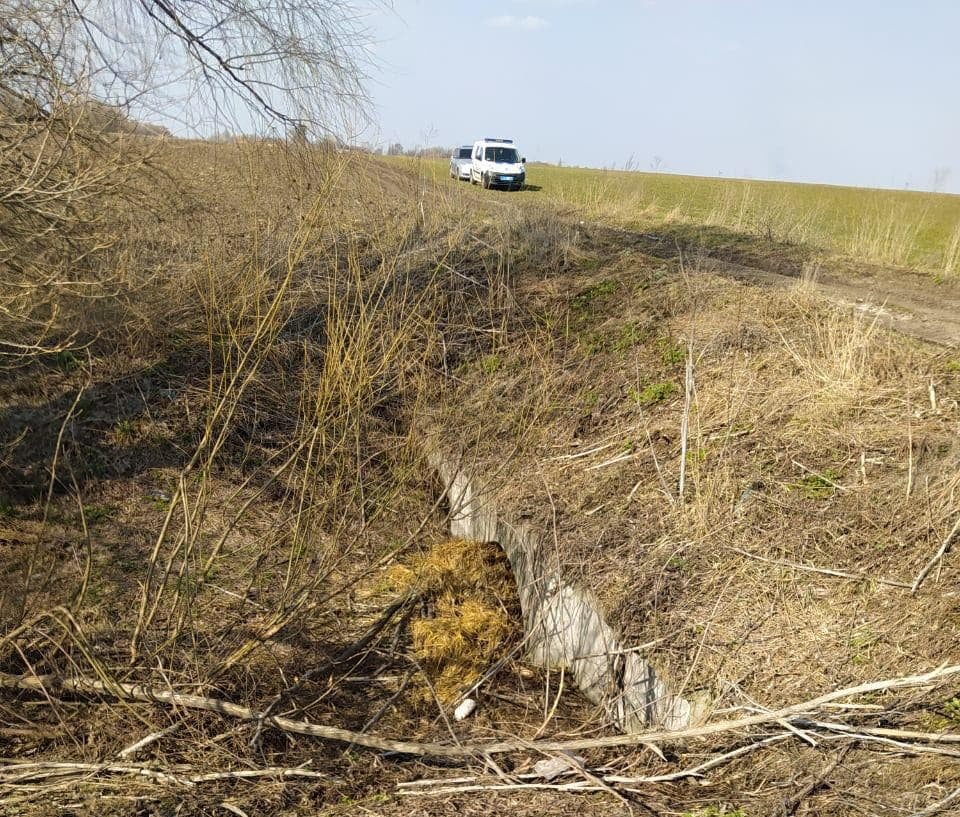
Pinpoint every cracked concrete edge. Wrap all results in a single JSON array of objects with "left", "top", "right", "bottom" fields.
[{"left": 429, "top": 451, "right": 694, "bottom": 732}]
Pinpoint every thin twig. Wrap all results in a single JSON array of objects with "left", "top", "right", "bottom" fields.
[
  {"left": 911, "top": 513, "right": 960, "bottom": 593},
  {"left": 0, "top": 761, "right": 192, "bottom": 787},
  {"left": 729, "top": 546, "right": 912, "bottom": 589},
  {"left": 117, "top": 721, "right": 184, "bottom": 759},
  {"left": 189, "top": 767, "right": 333, "bottom": 783},
  {"left": 4, "top": 663, "right": 960, "bottom": 758},
  {"left": 791, "top": 459, "right": 848, "bottom": 492},
  {"left": 782, "top": 744, "right": 852, "bottom": 816},
  {"left": 909, "top": 785, "right": 960, "bottom": 817}
]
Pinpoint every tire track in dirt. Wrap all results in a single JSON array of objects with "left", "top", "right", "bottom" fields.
[
  {"left": 586, "top": 222, "right": 960, "bottom": 350},
  {"left": 416, "top": 165, "right": 960, "bottom": 349},
  {"left": 699, "top": 255, "right": 960, "bottom": 349}
]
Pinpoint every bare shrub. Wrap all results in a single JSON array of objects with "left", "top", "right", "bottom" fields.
[{"left": 0, "top": 0, "right": 379, "bottom": 360}]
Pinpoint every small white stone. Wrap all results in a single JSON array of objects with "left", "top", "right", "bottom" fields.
[{"left": 453, "top": 698, "right": 477, "bottom": 721}]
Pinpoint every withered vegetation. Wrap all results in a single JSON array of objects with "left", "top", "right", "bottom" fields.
[{"left": 3, "top": 37, "right": 960, "bottom": 810}]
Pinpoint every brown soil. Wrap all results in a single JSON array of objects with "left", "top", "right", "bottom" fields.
[
  {"left": 423, "top": 211, "right": 960, "bottom": 815},
  {"left": 4, "top": 151, "right": 960, "bottom": 817},
  {"left": 590, "top": 221, "right": 960, "bottom": 348}
]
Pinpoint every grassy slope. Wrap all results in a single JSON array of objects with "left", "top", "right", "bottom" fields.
[
  {"left": 5, "top": 143, "right": 960, "bottom": 816},
  {"left": 421, "top": 188, "right": 960, "bottom": 814},
  {"left": 0, "top": 142, "right": 627, "bottom": 817},
  {"left": 414, "top": 157, "right": 960, "bottom": 275}
]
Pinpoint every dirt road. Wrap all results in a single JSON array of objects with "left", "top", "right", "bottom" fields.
[
  {"left": 425, "top": 167, "right": 960, "bottom": 349},
  {"left": 593, "top": 223, "right": 960, "bottom": 349}
]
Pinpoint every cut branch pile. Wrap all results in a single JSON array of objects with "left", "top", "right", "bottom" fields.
[{"left": 3, "top": 663, "right": 960, "bottom": 805}]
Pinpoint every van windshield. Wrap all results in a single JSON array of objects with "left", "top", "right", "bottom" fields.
[
  {"left": 484, "top": 146, "right": 520, "bottom": 163},
  {"left": 457, "top": 148, "right": 472, "bottom": 158}
]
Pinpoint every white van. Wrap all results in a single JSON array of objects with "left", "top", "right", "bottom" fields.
[{"left": 469, "top": 138, "right": 526, "bottom": 190}]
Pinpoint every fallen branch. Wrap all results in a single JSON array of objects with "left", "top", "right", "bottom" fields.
[
  {"left": 782, "top": 744, "right": 851, "bottom": 816},
  {"left": 603, "top": 733, "right": 792, "bottom": 784},
  {"left": 0, "top": 761, "right": 192, "bottom": 787},
  {"left": 2, "top": 664, "right": 959, "bottom": 758},
  {"left": 118, "top": 721, "right": 183, "bottom": 759},
  {"left": 187, "top": 766, "right": 333, "bottom": 784},
  {"left": 0, "top": 760, "right": 338, "bottom": 789},
  {"left": 250, "top": 591, "right": 416, "bottom": 749},
  {"left": 729, "top": 547, "right": 912, "bottom": 589},
  {"left": 912, "top": 513, "right": 960, "bottom": 593},
  {"left": 909, "top": 785, "right": 960, "bottom": 817},
  {"left": 398, "top": 780, "right": 602, "bottom": 796}
]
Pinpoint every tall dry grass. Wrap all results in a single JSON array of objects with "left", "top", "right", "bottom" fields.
[
  {"left": 452, "top": 161, "right": 960, "bottom": 275},
  {"left": 843, "top": 203, "right": 928, "bottom": 267},
  {"left": 942, "top": 220, "right": 960, "bottom": 279},
  {"left": 0, "top": 138, "right": 557, "bottom": 789}
]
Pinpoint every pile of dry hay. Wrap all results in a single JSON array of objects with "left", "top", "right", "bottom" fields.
[{"left": 388, "top": 538, "right": 519, "bottom": 703}]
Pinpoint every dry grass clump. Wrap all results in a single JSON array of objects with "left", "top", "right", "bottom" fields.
[
  {"left": 423, "top": 222, "right": 960, "bottom": 809},
  {"left": 0, "top": 139, "right": 561, "bottom": 817},
  {"left": 389, "top": 538, "right": 518, "bottom": 702},
  {"left": 411, "top": 596, "right": 511, "bottom": 702}
]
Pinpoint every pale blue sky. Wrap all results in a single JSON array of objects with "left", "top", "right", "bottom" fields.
[{"left": 368, "top": 1, "right": 960, "bottom": 193}]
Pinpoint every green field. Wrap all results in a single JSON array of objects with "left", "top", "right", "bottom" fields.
[{"left": 419, "top": 158, "right": 960, "bottom": 277}]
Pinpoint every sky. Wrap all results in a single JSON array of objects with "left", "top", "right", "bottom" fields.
[{"left": 366, "top": 0, "right": 960, "bottom": 193}]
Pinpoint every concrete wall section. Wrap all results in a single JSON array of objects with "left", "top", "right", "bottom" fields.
[{"left": 431, "top": 452, "right": 692, "bottom": 732}]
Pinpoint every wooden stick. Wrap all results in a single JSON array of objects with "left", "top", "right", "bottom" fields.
[
  {"left": 405, "top": 735, "right": 792, "bottom": 789},
  {"left": 805, "top": 718, "right": 960, "bottom": 747},
  {"left": 678, "top": 335, "right": 694, "bottom": 501},
  {"left": 911, "top": 513, "right": 960, "bottom": 593},
  {"left": 791, "top": 459, "right": 848, "bottom": 492},
  {"left": 729, "top": 546, "right": 912, "bottom": 589},
  {"left": 398, "top": 781, "right": 600, "bottom": 796},
  {"left": 3, "top": 664, "right": 960, "bottom": 758},
  {"left": 117, "top": 722, "right": 183, "bottom": 759},
  {"left": 188, "top": 767, "right": 332, "bottom": 783},
  {"left": 603, "top": 734, "right": 791, "bottom": 784},
  {"left": 782, "top": 744, "right": 851, "bottom": 816},
  {"left": 909, "top": 785, "right": 960, "bottom": 817},
  {"left": 0, "top": 761, "right": 192, "bottom": 787},
  {"left": 0, "top": 760, "right": 336, "bottom": 789}
]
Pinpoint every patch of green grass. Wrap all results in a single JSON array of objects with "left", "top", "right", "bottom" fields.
[
  {"left": 81, "top": 504, "right": 118, "bottom": 525},
  {"left": 113, "top": 418, "right": 137, "bottom": 442},
  {"left": 146, "top": 489, "right": 171, "bottom": 510},
  {"left": 0, "top": 497, "right": 16, "bottom": 518},
  {"left": 53, "top": 350, "right": 82, "bottom": 371},
  {"left": 789, "top": 469, "right": 840, "bottom": 499},
  {"left": 848, "top": 628, "right": 879, "bottom": 665},
  {"left": 78, "top": 444, "right": 110, "bottom": 477},
  {"left": 421, "top": 155, "right": 960, "bottom": 275},
  {"left": 630, "top": 381, "right": 677, "bottom": 406},
  {"left": 667, "top": 555, "right": 690, "bottom": 572},
  {"left": 659, "top": 338, "right": 686, "bottom": 366},
  {"left": 917, "top": 712, "right": 952, "bottom": 732},
  {"left": 576, "top": 329, "right": 606, "bottom": 356},
  {"left": 479, "top": 354, "right": 501, "bottom": 375},
  {"left": 533, "top": 309, "right": 561, "bottom": 331},
  {"left": 944, "top": 697, "right": 960, "bottom": 723},
  {"left": 612, "top": 321, "right": 649, "bottom": 353},
  {"left": 945, "top": 359, "right": 960, "bottom": 373},
  {"left": 573, "top": 279, "right": 618, "bottom": 310}
]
